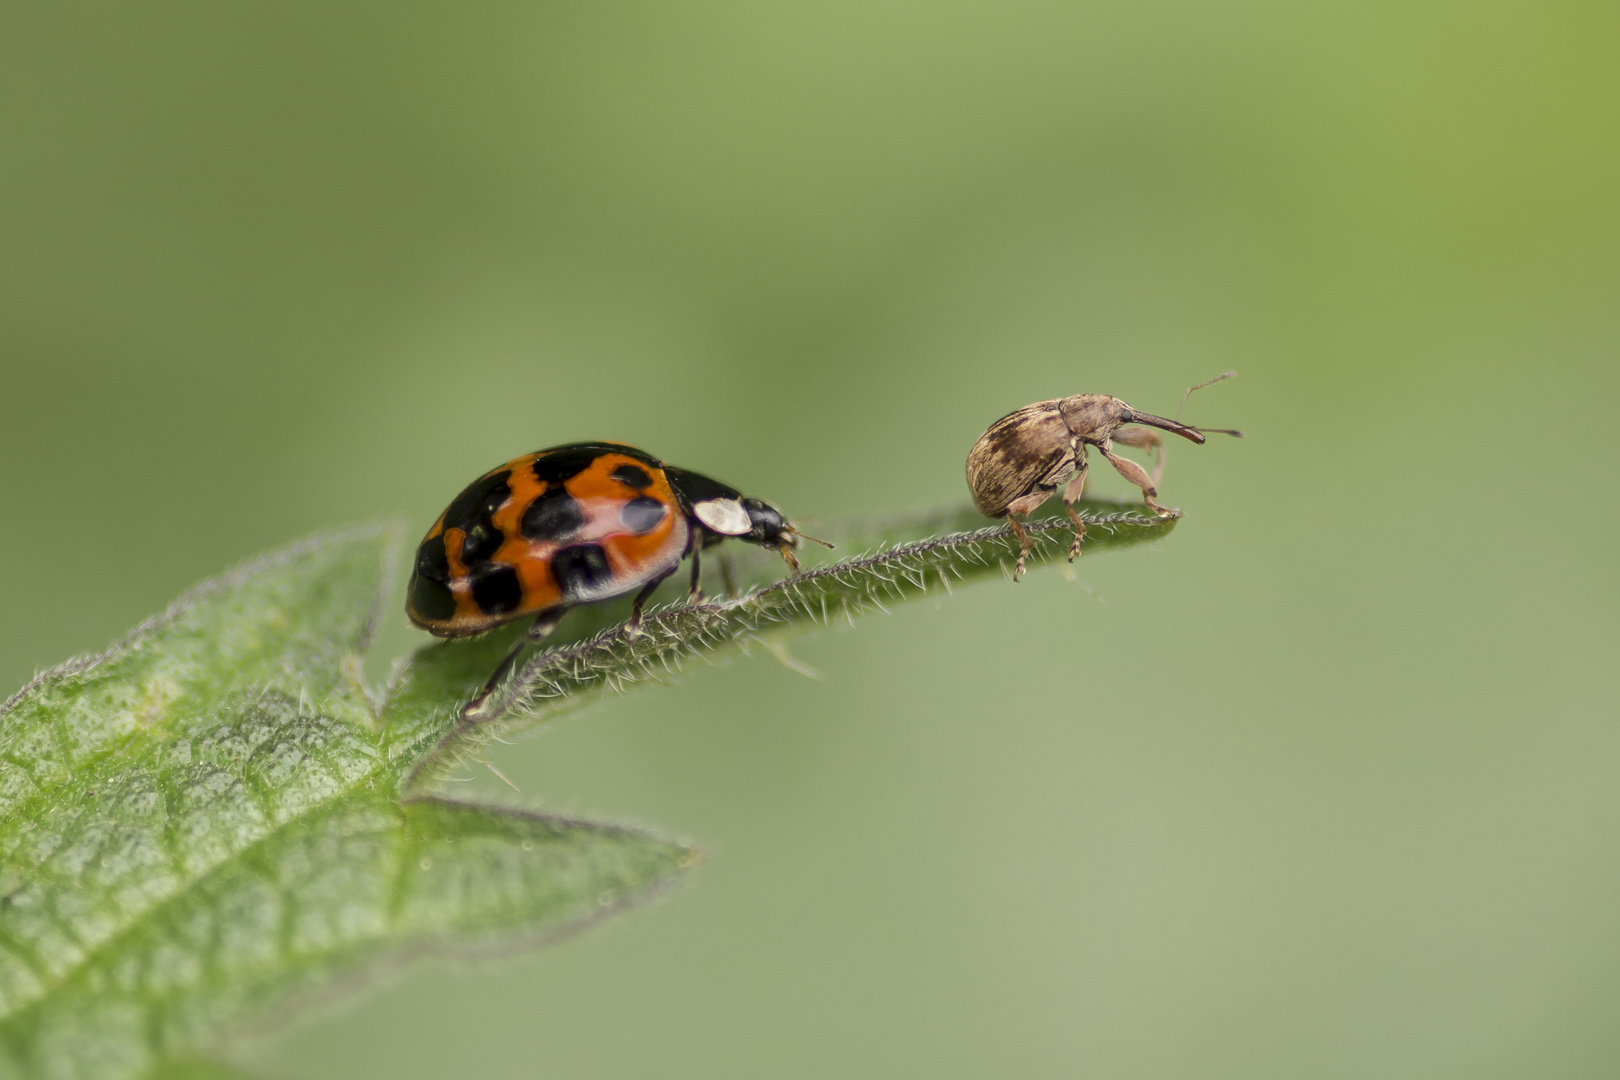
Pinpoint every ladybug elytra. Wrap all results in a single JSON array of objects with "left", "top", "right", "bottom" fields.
[{"left": 407, "top": 442, "right": 828, "bottom": 715}]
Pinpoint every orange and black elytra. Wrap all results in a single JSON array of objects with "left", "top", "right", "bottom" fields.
[
  {"left": 965, "top": 373, "right": 1241, "bottom": 580},
  {"left": 408, "top": 441, "right": 830, "bottom": 716}
]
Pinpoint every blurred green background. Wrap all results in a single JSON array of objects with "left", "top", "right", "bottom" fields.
[{"left": 4, "top": 1, "right": 1618, "bottom": 1077}]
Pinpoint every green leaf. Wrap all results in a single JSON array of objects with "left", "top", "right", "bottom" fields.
[
  {"left": 1, "top": 793, "right": 691, "bottom": 1078},
  {"left": 0, "top": 528, "right": 695, "bottom": 1080},
  {"left": 0, "top": 527, "right": 390, "bottom": 823},
  {"left": 0, "top": 499, "right": 1174, "bottom": 1078}
]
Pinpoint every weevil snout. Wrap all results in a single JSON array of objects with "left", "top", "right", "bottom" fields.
[{"left": 1119, "top": 408, "right": 1210, "bottom": 444}]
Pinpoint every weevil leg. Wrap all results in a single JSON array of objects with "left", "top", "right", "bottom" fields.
[
  {"left": 1003, "top": 488, "right": 1051, "bottom": 581},
  {"left": 461, "top": 607, "right": 569, "bottom": 719},
  {"left": 1112, "top": 424, "right": 1166, "bottom": 487},
  {"left": 1098, "top": 443, "right": 1173, "bottom": 516},
  {"left": 1060, "top": 461, "right": 1090, "bottom": 561},
  {"left": 1005, "top": 515, "right": 1033, "bottom": 581}
]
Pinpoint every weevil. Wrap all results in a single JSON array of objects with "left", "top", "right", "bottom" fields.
[{"left": 965, "top": 373, "right": 1240, "bottom": 580}]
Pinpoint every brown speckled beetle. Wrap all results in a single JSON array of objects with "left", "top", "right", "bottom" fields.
[{"left": 965, "top": 374, "right": 1240, "bottom": 579}]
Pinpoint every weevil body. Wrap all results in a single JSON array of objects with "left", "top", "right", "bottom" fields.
[{"left": 966, "top": 386, "right": 1238, "bottom": 579}]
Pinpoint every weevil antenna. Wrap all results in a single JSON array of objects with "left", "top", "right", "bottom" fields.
[{"left": 1174, "top": 370, "right": 1237, "bottom": 423}]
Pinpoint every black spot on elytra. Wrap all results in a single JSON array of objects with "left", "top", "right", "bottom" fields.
[
  {"left": 408, "top": 573, "right": 458, "bottom": 622},
  {"left": 532, "top": 447, "right": 604, "bottom": 486},
  {"left": 620, "top": 496, "right": 666, "bottom": 534},
  {"left": 440, "top": 469, "right": 512, "bottom": 568},
  {"left": 443, "top": 470, "right": 513, "bottom": 533},
  {"left": 415, "top": 534, "right": 449, "bottom": 583},
  {"left": 610, "top": 463, "right": 653, "bottom": 489},
  {"left": 470, "top": 565, "right": 523, "bottom": 616},
  {"left": 552, "top": 544, "right": 614, "bottom": 597},
  {"left": 460, "top": 523, "right": 504, "bottom": 567},
  {"left": 521, "top": 487, "right": 586, "bottom": 541}
]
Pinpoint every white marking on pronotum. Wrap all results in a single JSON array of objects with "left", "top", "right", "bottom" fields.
[{"left": 693, "top": 498, "right": 752, "bottom": 535}]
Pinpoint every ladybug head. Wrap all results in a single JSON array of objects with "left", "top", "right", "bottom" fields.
[
  {"left": 738, "top": 497, "right": 788, "bottom": 544},
  {"left": 737, "top": 497, "right": 833, "bottom": 573},
  {"left": 668, "top": 467, "right": 832, "bottom": 573}
]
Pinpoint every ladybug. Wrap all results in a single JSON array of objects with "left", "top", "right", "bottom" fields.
[{"left": 407, "top": 441, "right": 829, "bottom": 714}]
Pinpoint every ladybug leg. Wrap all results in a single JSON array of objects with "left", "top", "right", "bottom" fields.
[
  {"left": 527, "top": 607, "right": 569, "bottom": 640},
  {"left": 461, "top": 608, "right": 569, "bottom": 719},
  {"left": 719, "top": 551, "right": 738, "bottom": 598},
  {"left": 626, "top": 565, "right": 681, "bottom": 635},
  {"left": 687, "top": 543, "right": 705, "bottom": 603},
  {"left": 1060, "top": 460, "right": 1090, "bottom": 561}
]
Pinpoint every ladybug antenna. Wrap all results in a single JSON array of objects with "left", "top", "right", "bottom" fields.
[
  {"left": 788, "top": 525, "right": 834, "bottom": 550},
  {"left": 1173, "top": 370, "right": 1243, "bottom": 439},
  {"left": 776, "top": 525, "right": 832, "bottom": 573}
]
